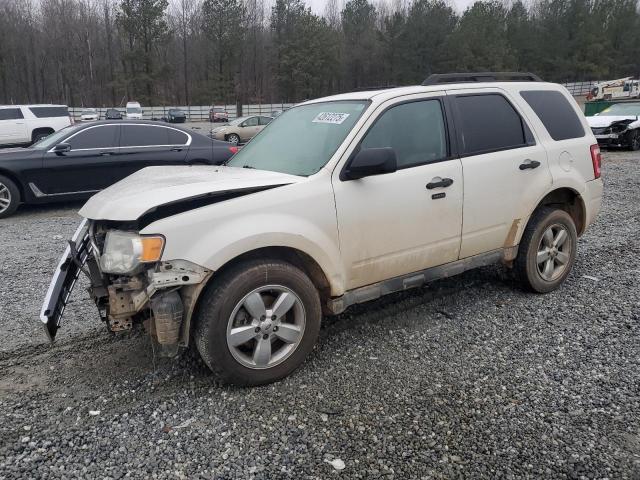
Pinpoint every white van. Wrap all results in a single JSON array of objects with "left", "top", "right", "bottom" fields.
[{"left": 125, "top": 102, "right": 143, "bottom": 119}]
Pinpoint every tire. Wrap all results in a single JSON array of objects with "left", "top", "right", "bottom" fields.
[
  {"left": 0, "top": 174, "right": 20, "bottom": 219},
  {"left": 194, "top": 259, "right": 321, "bottom": 386},
  {"left": 514, "top": 207, "right": 577, "bottom": 293},
  {"left": 627, "top": 130, "right": 640, "bottom": 151},
  {"left": 226, "top": 134, "right": 240, "bottom": 145}
]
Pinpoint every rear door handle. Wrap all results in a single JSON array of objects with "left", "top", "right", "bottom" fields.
[
  {"left": 100, "top": 151, "right": 115, "bottom": 156},
  {"left": 170, "top": 147, "right": 183, "bottom": 152},
  {"left": 426, "top": 177, "right": 454, "bottom": 189},
  {"left": 519, "top": 159, "right": 541, "bottom": 170}
]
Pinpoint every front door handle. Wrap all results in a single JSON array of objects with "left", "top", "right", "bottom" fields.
[
  {"left": 426, "top": 177, "right": 454, "bottom": 189},
  {"left": 170, "top": 147, "right": 183, "bottom": 152},
  {"left": 519, "top": 159, "right": 541, "bottom": 170},
  {"left": 100, "top": 151, "right": 115, "bottom": 156}
]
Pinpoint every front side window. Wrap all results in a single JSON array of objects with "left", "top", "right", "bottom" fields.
[
  {"left": 455, "top": 94, "right": 528, "bottom": 155},
  {"left": 227, "top": 101, "right": 368, "bottom": 176},
  {"left": 68, "top": 125, "right": 119, "bottom": 150},
  {"left": 243, "top": 117, "right": 258, "bottom": 127},
  {"left": 120, "top": 125, "right": 169, "bottom": 147},
  {"left": 0, "top": 108, "right": 24, "bottom": 120},
  {"left": 360, "top": 100, "right": 447, "bottom": 168}
]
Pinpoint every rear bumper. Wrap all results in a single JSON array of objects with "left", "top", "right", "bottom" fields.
[{"left": 584, "top": 178, "right": 604, "bottom": 229}]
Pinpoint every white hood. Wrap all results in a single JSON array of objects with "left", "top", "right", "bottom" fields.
[
  {"left": 79, "top": 165, "right": 303, "bottom": 221},
  {"left": 587, "top": 115, "right": 639, "bottom": 128}
]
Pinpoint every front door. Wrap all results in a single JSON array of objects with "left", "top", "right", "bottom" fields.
[
  {"left": 448, "top": 88, "right": 552, "bottom": 258},
  {"left": 0, "top": 108, "right": 28, "bottom": 144},
  {"left": 239, "top": 116, "right": 260, "bottom": 141},
  {"left": 37, "top": 124, "right": 121, "bottom": 195},
  {"left": 332, "top": 96, "right": 464, "bottom": 290}
]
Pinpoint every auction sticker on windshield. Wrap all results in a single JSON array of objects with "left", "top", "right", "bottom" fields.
[{"left": 312, "top": 112, "right": 350, "bottom": 124}]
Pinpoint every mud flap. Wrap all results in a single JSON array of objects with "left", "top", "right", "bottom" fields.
[{"left": 40, "top": 219, "right": 90, "bottom": 341}]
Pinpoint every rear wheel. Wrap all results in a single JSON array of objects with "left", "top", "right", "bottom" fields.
[
  {"left": 194, "top": 259, "right": 321, "bottom": 386},
  {"left": 515, "top": 207, "right": 577, "bottom": 293},
  {"left": 0, "top": 175, "right": 20, "bottom": 219}
]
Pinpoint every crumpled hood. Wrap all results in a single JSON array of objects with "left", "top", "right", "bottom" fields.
[
  {"left": 79, "top": 165, "right": 303, "bottom": 221},
  {"left": 587, "top": 115, "right": 639, "bottom": 128}
]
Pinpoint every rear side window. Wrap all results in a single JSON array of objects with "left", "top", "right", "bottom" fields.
[
  {"left": 120, "top": 125, "right": 169, "bottom": 147},
  {"left": 360, "top": 99, "right": 447, "bottom": 168},
  {"left": 520, "top": 90, "right": 585, "bottom": 141},
  {"left": 29, "top": 106, "right": 69, "bottom": 118},
  {"left": 259, "top": 116, "right": 272, "bottom": 126},
  {"left": 454, "top": 94, "right": 529, "bottom": 156},
  {"left": 0, "top": 108, "right": 23, "bottom": 120},
  {"left": 243, "top": 117, "right": 259, "bottom": 127},
  {"left": 68, "top": 125, "right": 119, "bottom": 150},
  {"left": 167, "top": 128, "right": 189, "bottom": 145}
]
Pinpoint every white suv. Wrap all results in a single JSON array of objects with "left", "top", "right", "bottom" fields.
[
  {"left": 0, "top": 105, "right": 72, "bottom": 146},
  {"left": 42, "top": 73, "right": 603, "bottom": 386}
]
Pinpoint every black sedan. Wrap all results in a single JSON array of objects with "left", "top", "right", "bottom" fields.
[
  {"left": 0, "top": 120, "right": 238, "bottom": 218},
  {"left": 166, "top": 109, "right": 187, "bottom": 123},
  {"left": 104, "top": 108, "right": 123, "bottom": 120}
]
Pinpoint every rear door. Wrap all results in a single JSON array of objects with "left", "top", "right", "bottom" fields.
[
  {"left": 448, "top": 88, "right": 552, "bottom": 258},
  {"left": 240, "top": 116, "right": 260, "bottom": 141},
  {"left": 37, "top": 124, "right": 121, "bottom": 194},
  {"left": 0, "top": 108, "right": 28, "bottom": 144},
  {"left": 116, "top": 124, "right": 190, "bottom": 181}
]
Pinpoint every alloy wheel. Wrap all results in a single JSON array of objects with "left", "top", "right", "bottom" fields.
[
  {"left": 536, "top": 224, "right": 572, "bottom": 282},
  {"left": 226, "top": 285, "right": 306, "bottom": 369},
  {"left": 0, "top": 182, "right": 11, "bottom": 214}
]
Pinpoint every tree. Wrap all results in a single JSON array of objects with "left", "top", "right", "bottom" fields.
[{"left": 342, "top": 0, "right": 379, "bottom": 89}]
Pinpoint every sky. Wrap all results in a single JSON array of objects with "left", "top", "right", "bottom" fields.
[{"left": 305, "top": 0, "right": 478, "bottom": 14}]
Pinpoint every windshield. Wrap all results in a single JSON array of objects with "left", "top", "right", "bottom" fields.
[
  {"left": 127, "top": 107, "right": 142, "bottom": 114},
  {"left": 227, "top": 101, "right": 368, "bottom": 176},
  {"left": 82, "top": 109, "right": 95, "bottom": 115},
  {"left": 30, "top": 124, "right": 82, "bottom": 150},
  {"left": 598, "top": 103, "right": 640, "bottom": 116}
]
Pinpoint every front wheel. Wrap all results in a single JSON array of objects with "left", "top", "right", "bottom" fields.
[
  {"left": 514, "top": 207, "right": 577, "bottom": 293},
  {"left": 194, "top": 259, "right": 321, "bottom": 386},
  {"left": 627, "top": 130, "right": 640, "bottom": 151},
  {"left": 0, "top": 175, "right": 20, "bottom": 219},
  {"left": 226, "top": 133, "right": 240, "bottom": 145}
]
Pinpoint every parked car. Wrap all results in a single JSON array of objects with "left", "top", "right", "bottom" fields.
[
  {"left": 0, "top": 105, "right": 72, "bottom": 146},
  {"left": 104, "top": 108, "right": 123, "bottom": 120},
  {"left": 270, "top": 110, "right": 283, "bottom": 118},
  {"left": 80, "top": 108, "right": 99, "bottom": 122},
  {"left": 0, "top": 120, "right": 238, "bottom": 218},
  {"left": 210, "top": 115, "right": 273, "bottom": 144},
  {"left": 587, "top": 101, "right": 640, "bottom": 150},
  {"left": 166, "top": 108, "right": 186, "bottom": 123},
  {"left": 209, "top": 107, "right": 229, "bottom": 123},
  {"left": 41, "top": 73, "right": 603, "bottom": 387},
  {"left": 126, "top": 101, "right": 143, "bottom": 119}
]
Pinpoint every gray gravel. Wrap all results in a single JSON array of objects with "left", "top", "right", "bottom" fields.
[{"left": 0, "top": 151, "right": 639, "bottom": 479}]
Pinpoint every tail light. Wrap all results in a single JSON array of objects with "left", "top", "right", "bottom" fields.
[
  {"left": 229, "top": 146, "right": 239, "bottom": 155},
  {"left": 590, "top": 144, "right": 601, "bottom": 179}
]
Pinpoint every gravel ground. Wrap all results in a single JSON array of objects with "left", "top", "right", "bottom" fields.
[{"left": 0, "top": 151, "right": 638, "bottom": 479}]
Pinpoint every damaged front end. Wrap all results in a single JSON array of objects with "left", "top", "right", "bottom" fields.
[
  {"left": 41, "top": 220, "right": 211, "bottom": 356},
  {"left": 591, "top": 119, "right": 637, "bottom": 148}
]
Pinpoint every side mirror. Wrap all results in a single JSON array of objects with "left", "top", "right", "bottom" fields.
[
  {"left": 53, "top": 143, "right": 71, "bottom": 153},
  {"left": 343, "top": 147, "right": 398, "bottom": 180}
]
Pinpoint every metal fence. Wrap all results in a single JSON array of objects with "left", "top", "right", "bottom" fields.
[
  {"left": 69, "top": 103, "right": 294, "bottom": 122},
  {"left": 561, "top": 81, "right": 601, "bottom": 96}
]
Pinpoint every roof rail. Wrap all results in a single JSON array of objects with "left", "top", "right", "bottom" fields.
[{"left": 422, "top": 72, "right": 543, "bottom": 86}]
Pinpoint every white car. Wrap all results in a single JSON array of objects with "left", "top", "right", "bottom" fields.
[
  {"left": 80, "top": 108, "right": 99, "bottom": 122},
  {"left": 587, "top": 102, "right": 640, "bottom": 150},
  {"left": 125, "top": 101, "right": 143, "bottom": 119},
  {"left": 42, "top": 73, "right": 603, "bottom": 386},
  {"left": 0, "top": 105, "right": 72, "bottom": 146}
]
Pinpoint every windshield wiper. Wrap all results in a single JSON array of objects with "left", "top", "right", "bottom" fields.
[{"left": 242, "top": 165, "right": 255, "bottom": 169}]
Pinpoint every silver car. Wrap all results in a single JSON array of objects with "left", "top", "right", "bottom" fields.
[{"left": 210, "top": 115, "right": 272, "bottom": 144}]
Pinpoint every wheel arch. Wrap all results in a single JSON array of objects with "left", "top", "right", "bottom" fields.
[
  {"left": 531, "top": 187, "right": 587, "bottom": 237},
  {"left": 0, "top": 168, "right": 25, "bottom": 203},
  {"left": 31, "top": 127, "right": 54, "bottom": 142}
]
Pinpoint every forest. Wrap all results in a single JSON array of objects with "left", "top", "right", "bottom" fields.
[{"left": 0, "top": 0, "right": 639, "bottom": 107}]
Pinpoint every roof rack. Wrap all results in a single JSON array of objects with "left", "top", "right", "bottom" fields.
[{"left": 422, "top": 72, "right": 543, "bottom": 86}]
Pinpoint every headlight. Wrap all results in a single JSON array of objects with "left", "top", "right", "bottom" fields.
[{"left": 100, "top": 231, "right": 165, "bottom": 274}]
